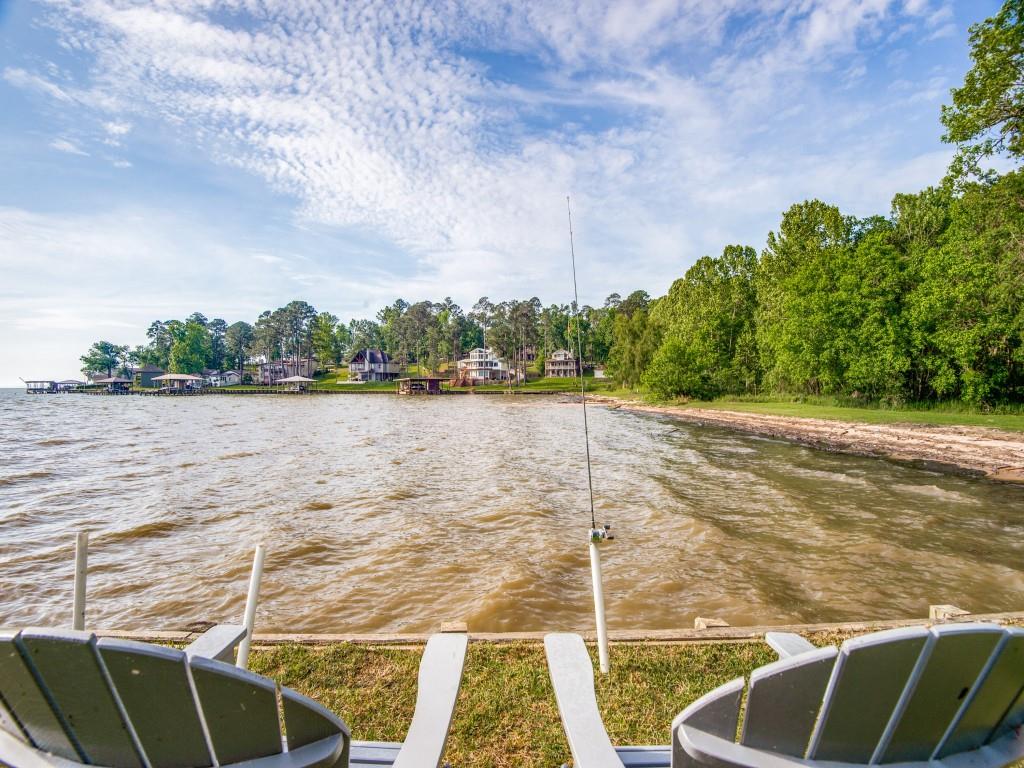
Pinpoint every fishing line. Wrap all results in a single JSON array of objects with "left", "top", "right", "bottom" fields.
[{"left": 566, "top": 196, "right": 596, "bottom": 530}]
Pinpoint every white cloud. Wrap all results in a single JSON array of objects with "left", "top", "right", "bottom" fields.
[
  {"left": 3, "top": 66, "right": 73, "bottom": 102},
  {"left": 0, "top": 0, "right": 968, "bottom": 385},
  {"left": 49, "top": 138, "right": 89, "bottom": 155}
]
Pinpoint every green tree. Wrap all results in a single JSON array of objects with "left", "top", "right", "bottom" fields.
[
  {"left": 311, "top": 312, "right": 345, "bottom": 368},
  {"left": 208, "top": 318, "right": 227, "bottom": 370},
  {"left": 169, "top": 320, "right": 212, "bottom": 374},
  {"left": 224, "top": 321, "right": 253, "bottom": 374},
  {"left": 80, "top": 341, "right": 127, "bottom": 377},
  {"left": 942, "top": 0, "right": 1024, "bottom": 179}
]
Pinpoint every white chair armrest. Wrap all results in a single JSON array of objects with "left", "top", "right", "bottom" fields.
[
  {"left": 392, "top": 632, "right": 468, "bottom": 768},
  {"left": 544, "top": 633, "right": 623, "bottom": 768},
  {"left": 765, "top": 632, "right": 816, "bottom": 659}
]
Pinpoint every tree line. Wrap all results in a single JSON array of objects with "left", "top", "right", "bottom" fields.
[
  {"left": 606, "top": 0, "right": 1024, "bottom": 407},
  {"left": 79, "top": 294, "right": 652, "bottom": 379}
]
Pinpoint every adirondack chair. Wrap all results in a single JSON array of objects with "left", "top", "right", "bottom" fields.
[
  {"left": 0, "top": 625, "right": 468, "bottom": 768},
  {"left": 545, "top": 623, "right": 1024, "bottom": 768}
]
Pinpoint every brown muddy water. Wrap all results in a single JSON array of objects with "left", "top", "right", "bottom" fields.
[{"left": 1, "top": 389, "right": 1022, "bottom": 633}]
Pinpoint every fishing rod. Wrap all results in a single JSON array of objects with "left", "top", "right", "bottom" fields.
[{"left": 566, "top": 196, "right": 613, "bottom": 674}]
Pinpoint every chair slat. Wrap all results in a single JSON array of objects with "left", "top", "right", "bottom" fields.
[
  {"left": 809, "top": 626, "right": 929, "bottom": 763},
  {"left": 350, "top": 740, "right": 401, "bottom": 766},
  {"left": 879, "top": 624, "right": 1004, "bottom": 763},
  {"left": 17, "top": 629, "right": 143, "bottom": 768},
  {"left": 0, "top": 632, "right": 78, "bottom": 760},
  {"left": 97, "top": 639, "right": 213, "bottom": 768},
  {"left": 676, "top": 678, "right": 744, "bottom": 739},
  {"left": 281, "top": 686, "right": 347, "bottom": 752},
  {"left": 615, "top": 745, "right": 671, "bottom": 767},
  {"left": 742, "top": 646, "right": 838, "bottom": 757},
  {"left": 188, "top": 656, "right": 281, "bottom": 765},
  {"left": 939, "top": 629, "right": 1024, "bottom": 757}
]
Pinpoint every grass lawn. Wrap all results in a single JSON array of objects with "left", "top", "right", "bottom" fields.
[
  {"left": 682, "top": 399, "right": 1024, "bottom": 432},
  {"left": 249, "top": 640, "right": 777, "bottom": 768},
  {"left": 460, "top": 376, "right": 618, "bottom": 393}
]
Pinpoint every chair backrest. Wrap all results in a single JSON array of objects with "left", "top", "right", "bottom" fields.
[
  {"left": 0, "top": 629, "right": 349, "bottom": 768},
  {"left": 675, "top": 623, "right": 1024, "bottom": 766}
]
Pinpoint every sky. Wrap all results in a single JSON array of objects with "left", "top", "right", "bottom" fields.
[{"left": 0, "top": 0, "right": 1003, "bottom": 385}]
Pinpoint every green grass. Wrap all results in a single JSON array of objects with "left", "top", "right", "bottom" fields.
[
  {"left": 682, "top": 398, "right": 1024, "bottom": 431},
  {"left": 458, "top": 376, "right": 618, "bottom": 393},
  {"left": 249, "top": 640, "right": 776, "bottom": 768}
]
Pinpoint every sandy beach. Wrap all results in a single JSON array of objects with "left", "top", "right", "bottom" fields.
[{"left": 591, "top": 396, "right": 1024, "bottom": 483}]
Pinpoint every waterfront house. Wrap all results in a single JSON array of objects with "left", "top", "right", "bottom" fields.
[
  {"left": 348, "top": 349, "right": 400, "bottom": 381},
  {"left": 456, "top": 348, "right": 513, "bottom": 383},
  {"left": 135, "top": 364, "right": 165, "bottom": 388},
  {"left": 208, "top": 370, "right": 241, "bottom": 387},
  {"left": 545, "top": 349, "right": 579, "bottom": 378},
  {"left": 258, "top": 357, "right": 317, "bottom": 385},
  {"left": 84, "top": 371, "right": 108, "bottom": 384},
  {"left": 56, "top": 379, "right": 84, "bottom": 392},
  {"left": 23, "top": 380, "right": 56, "bottom": 394}
]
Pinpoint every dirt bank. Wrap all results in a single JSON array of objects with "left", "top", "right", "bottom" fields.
[{"left": 591, "top": 396, "right": 1024, "bottom": 483}]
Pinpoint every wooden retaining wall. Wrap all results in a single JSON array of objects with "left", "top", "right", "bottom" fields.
[{"left": 86, "top": 609, "right": 1024, "bottom": 647}]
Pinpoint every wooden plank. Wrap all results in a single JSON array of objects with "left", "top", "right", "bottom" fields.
[
  {"left": 97, "top": 638, "right": 213, "bottom": 768},
  {"left": 764, "top": 632, "right": 816, "bottom": 659},
  {"left": 188, "top": 656, "right": 281, "bottom": 764},
  {"left": 672, "top": 678, "right": 743, "bottom": 768},
  {"left": 0, "top": 631, "right": 79, "bottom": 760},
  {"left": 938, "top": 629, "right": 1024, "bottom": 756},
  {"left": 392, "top": 633, "right": 468, "bottom": 768},
  {"left": 280, "top": 686, "right": 347, "bottom": 751},
  {"left": 878, "top": 624, "right": 1004, "bottom": 763},
  {"left": 350, "top": 741, "right": 401, "bottom": 766},
  {"left": 17, "top": 629, "right": 144, "bottom": 768},
  {"left": 183, "top": 625, "right": 246, "bottom": 663},
  {"left": 36, "top": 608, "right": 1022, "bottom": 646},
  {"left": 742, "top": 647, "right": 837, "bottom": 757},
  {"left": 808, "top": 626, "right": 929, "bottom": 763},
  {"left": 615, "top": 745, "right": 670, "bottom": 767},
  {"left": 543, "top": 633, "right": 623, "bottom": 768}
]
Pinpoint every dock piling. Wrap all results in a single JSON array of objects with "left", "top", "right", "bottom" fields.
[{"left": 72, "top": 532, "right": 88, "bottom": 630}]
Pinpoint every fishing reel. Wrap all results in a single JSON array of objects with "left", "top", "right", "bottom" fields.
[{"left": 590, "top": 524, "right": 614, "bottom": 543}]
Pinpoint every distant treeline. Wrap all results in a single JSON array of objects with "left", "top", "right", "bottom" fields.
[
  {"left": 79, "top": 295, "right": 643, "bottom": 379},
  {"left": 81, "top": 1, "right": 1024, "bottom": 405}
]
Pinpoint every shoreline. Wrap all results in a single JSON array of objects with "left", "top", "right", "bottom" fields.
[
  {"left": 590, "top": 395, "right": 1024, "bottom": 483},
  {"left": 61, "top": 608, "right": 1024, "bottom": 646}
]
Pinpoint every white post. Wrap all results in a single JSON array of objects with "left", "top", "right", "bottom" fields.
[
  {"left": 236, "top": 543, "right": 266, "bottom": 670},
  {"left": 589, "top": 529, "right": 610, "bottom": 674},
  {"left": 72, "top": 532, "right": 88, "bottom": 630}
]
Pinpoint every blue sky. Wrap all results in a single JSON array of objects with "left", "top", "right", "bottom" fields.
[{"left": 0, "top": 0, "right": 1002, "bottom": 384}]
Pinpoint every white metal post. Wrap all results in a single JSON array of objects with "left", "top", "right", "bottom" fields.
[
  {"left": 236, "top": 543, "right": 266, "bottom": 669},
  {"left": 72, "top": 532, "right": 88, "bottom": 630},
  {"left": 589, "top": 529, "right": 610, "bottom": 674}
]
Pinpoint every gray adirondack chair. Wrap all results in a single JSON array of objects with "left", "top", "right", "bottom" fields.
[
  {"left": 545, "top": 622, "right": 1024, "bottom": 768},
  {"left": 0, "top": 625, "right": 468, "bottom": 768}
]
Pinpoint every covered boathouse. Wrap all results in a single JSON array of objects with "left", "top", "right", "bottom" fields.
[{"left": 396, "top": 377, "right": 445, "bottom": 395}]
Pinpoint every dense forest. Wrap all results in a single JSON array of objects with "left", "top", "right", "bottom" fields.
[
  {"left": 78, "top": 294, "right": 643, "bottom": 381},
  {"left": 82, "top": 1, "right": 1024, "bottom": 406}
]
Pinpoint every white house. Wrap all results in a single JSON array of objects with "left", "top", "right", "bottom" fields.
[
  {"left": 206, "top": 370, "right": 242, "bottom": 387},
  {"left": 349, "top": 349, "right": 401, "bottom": 381},
  {"left": 457, "top": 348, "right": 514, "bottom": 382},
  {"left": 545, "top": 349, "right": 579, "bottom": 378}
]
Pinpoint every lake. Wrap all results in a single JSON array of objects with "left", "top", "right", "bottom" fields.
[{"left": 1, "top": 389, "right": 1021, "bottom": 633}]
